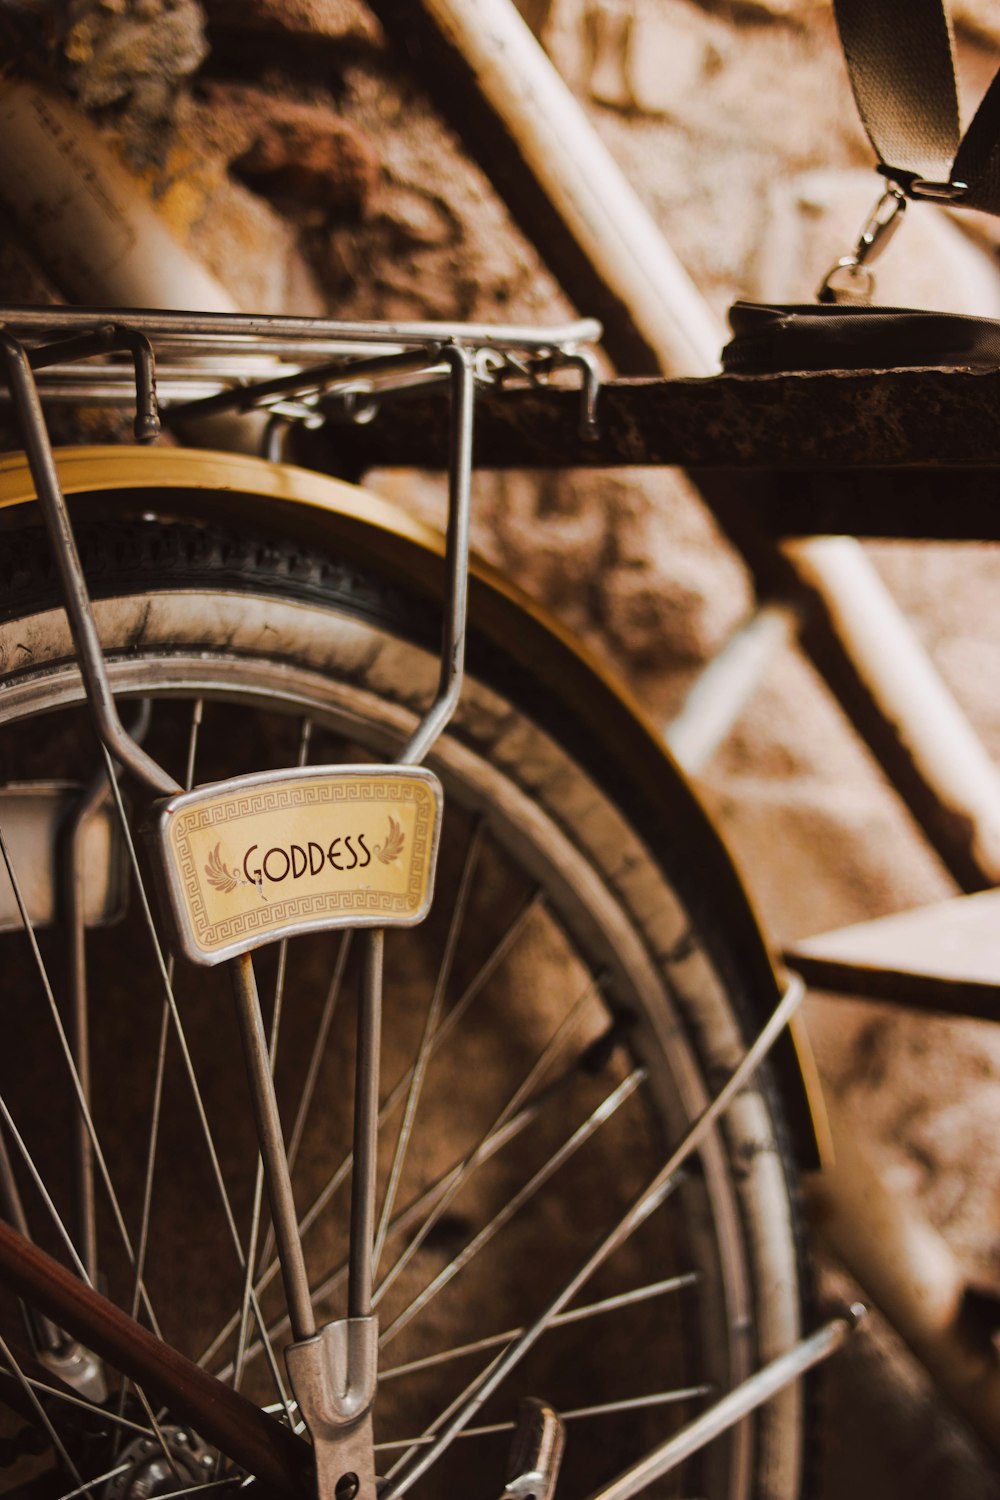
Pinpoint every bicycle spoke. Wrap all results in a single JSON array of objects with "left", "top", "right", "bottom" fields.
[
  {"left": 0, "top": 1123, "right": 62, "bottom": 1356},
  {"left": 1, "top": 788, "right": 195, "bottom": 1488},
  {"left": 379, "top": 1066, "right": 647, "bottom": 1349},
  {"left": 591, "top": 1310, "right": 859, "bottom": 1500},
  {"left": 128, "top": 1001, "right": 171, "bottom": 1326},
  {"left": 197, "top": 891, "right": 543, "bottom": 1374},
  {"left": 0, "top": 1049, "right": 216, "bottom": 1487},
  {"left": 0, "top": 1367, "right": 153, "bottom": 1439},
  {"left": 64, "top": 789, "right": 104, "bottom": 1291},
  {"left": 118, "top": 699, "right": 202, "bottom": 1444},
  {"left": 0, "top": 1329, "right": 88, "bottom": 1496},
  {"left": 559, "top": 1386, "right": 712, "bottom": 1420},
  {"left": 372, "top": 821, "right": 484, "bottom": 1278},
  {"left": 284, "top": 932, "right": 350, "bottom": 1176},
  {"left": 296, "top": 887, "right": 540, "bottom": 1253},
  {"left": 376, "top": 1386, "right": 712, "bottom": 1451},
  {"left": 266, "top": 724, "right": 315, "bottom": 1198},
  {"left": 0, "top": 1125, "right": 33, "bottom": 1248},
  {"left": 56, "top": 1472, "right": 241, "bottom": 1500},
  {"left": 378, "top": 1273, "right": 700, "bottom": 1382},
  {"left": 112, "top": 997, "right": 172, "bottom": 1462},
  {"left": 132, "top": 700, "right": 203, "bottom": 1319},
  {"left": 129, "top": 1482, "right": 242, "bottom": 1499},
  {"left": 131, "top": 1400, "right": 187, "bottom": 1489},
  {"left": 257, "top": 929, "right": 352, "bottom": 1278},
  {"left": 232, "top": 935, "right": 290, "bottom": 1395},
  {"left": 0, "top": 906, "right": 247, "bottom": 1482},
  {"left": 380, "top": 975, "right": 805, "bottom": 1497},
  {"left": 99, "top": 749, "right": 294, "bottom": 1423},
  {"left": 0, "top": 1091, "right": 92, "bottom": 1291},
  {"left": 238, "top": 708, "right": 313, "bottom": 1344},
  {"left": 215, "top": 1031, "right": 594, "bottom": 1381},
  {"left": 0, "top": 821, "right": 163, "bottom": 1339},
  {"left": 374, "top": 973, "right": 605, "bottom": 1305},
  {"left": 55, "top": 1462, "right": 129, "bottom": 1500}
]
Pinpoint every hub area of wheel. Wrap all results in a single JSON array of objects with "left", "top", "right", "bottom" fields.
[{"left": 106, "top": 1424, "right": 216, "bottom": 1498}]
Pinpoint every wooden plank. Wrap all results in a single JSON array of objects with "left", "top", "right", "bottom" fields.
[{"left": 785, "top": 890, "right": 1000, "bottom": 1021}]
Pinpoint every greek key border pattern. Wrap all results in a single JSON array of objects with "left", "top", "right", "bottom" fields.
[{"left": 167, "top": 777, "right": 436, "bottom": 952}]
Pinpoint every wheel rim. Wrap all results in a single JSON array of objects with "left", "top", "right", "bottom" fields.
[{"left": 0, "top": 593, "right": 802, "bottom": 1500}]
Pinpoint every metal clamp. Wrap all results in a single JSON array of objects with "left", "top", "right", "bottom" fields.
[
  {"left": 26, "top": 321, "right": 160, "bottom": 443},
  {"left": 485, "top": 342, "right": 602, "bottom": 441},
  {"left": 876, "top": 162, "right": 969, "bottom": 204},
  {"left": 910, "top": 177, "right": 969, "bottom": 202},
  {"left": 286, "top": 1317, "right": 379, "bottom": 1500},
  {"left": 562, "top": 347, "right": 602, "bottom": 440}
]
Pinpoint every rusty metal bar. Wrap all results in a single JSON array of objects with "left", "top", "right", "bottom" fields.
[{"left": 313, "top": 370, "right": 1000, "bottom": 473}]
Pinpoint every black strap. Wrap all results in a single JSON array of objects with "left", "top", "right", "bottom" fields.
[
  {"left": 833, "top": 0, "right": 1000, "bottom": 215},
  {"left": 954, "top": 71, "right": 1000, "bottom": 212}
]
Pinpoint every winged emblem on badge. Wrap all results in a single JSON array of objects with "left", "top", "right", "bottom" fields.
[
  {"left": 375, "top": 816, "right": 405, "bottom": 865},
  {"left": 205, "top": 843, "right": 246, "bottom": 894}
]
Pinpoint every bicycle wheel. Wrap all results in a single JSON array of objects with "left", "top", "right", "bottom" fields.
[{"left": 0, "top": 476, "right": 811, "bottom": 1500}]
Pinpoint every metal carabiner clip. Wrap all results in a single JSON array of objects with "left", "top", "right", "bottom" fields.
[
  {"left": 817, "top": 183, "right": 907, "bottom": 304},
  {"left": 854, "top": 183, "right": 908, "bottom": 265}
]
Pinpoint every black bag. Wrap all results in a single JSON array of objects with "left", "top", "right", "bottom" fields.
[{"left": 721, "top": 301, "right": 1000, "bottom": 375}]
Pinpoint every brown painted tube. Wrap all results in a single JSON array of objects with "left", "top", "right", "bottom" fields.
[{"left": 0, "top": 1219, "right": 310, "bottom": 1496}]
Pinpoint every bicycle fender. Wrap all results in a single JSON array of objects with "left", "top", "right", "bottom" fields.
[{"left": 0, "top": 444, "right": 829, "bottom": 1169}]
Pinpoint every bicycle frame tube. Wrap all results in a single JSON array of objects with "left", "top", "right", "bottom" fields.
[{"left": 0, "top": 1218, "right": 310, "bottom": 1496}]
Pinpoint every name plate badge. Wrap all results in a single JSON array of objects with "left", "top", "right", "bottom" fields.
[{"left": 146, "top": 765, "right": 443, "bottom": 966}]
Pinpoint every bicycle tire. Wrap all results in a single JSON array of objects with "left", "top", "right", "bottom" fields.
[{"left": 0, "top": 487, "right": 811, "bottom": 1500}]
